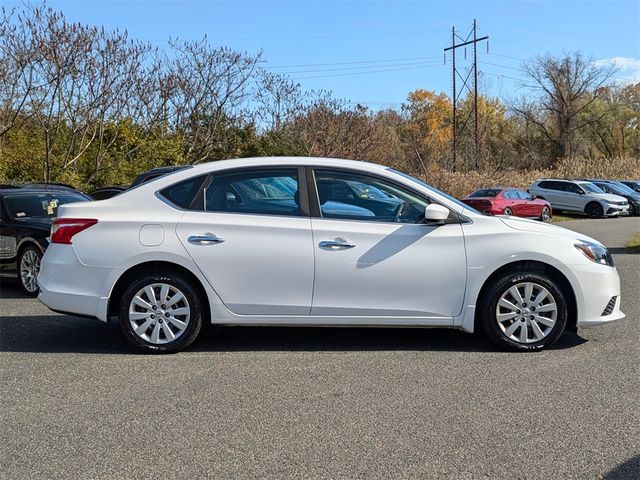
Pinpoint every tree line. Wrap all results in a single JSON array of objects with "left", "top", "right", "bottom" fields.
[{"left": 1, "top": 3, "right": 638, "bottom": 193}]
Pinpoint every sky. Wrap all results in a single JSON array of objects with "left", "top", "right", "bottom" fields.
[{"left": 7, "top": 0, "right": 640, "bottom": 109}]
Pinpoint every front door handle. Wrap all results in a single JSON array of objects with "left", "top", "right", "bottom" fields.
[
  {"left": 319, "top": 239, "right": 355, "bottom": 250},
  {"left": 188, "top": 233, "right": 224, "bottom": 244}
]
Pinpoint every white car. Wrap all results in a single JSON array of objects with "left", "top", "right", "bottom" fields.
[
  {"left": 38, "top": 157, "right": 625, "bottom": 353},
  {"left": 528, "top": 179, "right": 629, "bottom": 218}
]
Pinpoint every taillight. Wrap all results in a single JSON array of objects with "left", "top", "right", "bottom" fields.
[{"left": 51, "top": 218, "right": 98, "bottom": 244}]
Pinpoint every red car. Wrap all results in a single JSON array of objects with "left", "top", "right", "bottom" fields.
[{"left": 462, "top": 188, "right": 552, "bottom": 221}]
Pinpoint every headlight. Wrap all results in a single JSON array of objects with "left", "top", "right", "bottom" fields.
[{"left": 574, "top": 241, "right": 614, "bottom": 267}]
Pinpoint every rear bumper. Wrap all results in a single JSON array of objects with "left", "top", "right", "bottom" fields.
[{"left": 37, "top": 244, "right": 121, "bottom": 322}]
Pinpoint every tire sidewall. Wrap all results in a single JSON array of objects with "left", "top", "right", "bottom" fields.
[
  {"left": 18, "top": 245, "right": 41, "bottom": 296},
  {"left": 540, "top": 206, "right": 551, "bottom": 222},
  {"left": 586, "top": 202, "right": 603, "bottom": 218},
  {"left": 119, "top": 273, "right": 203, "bottom": 353},
  {"left": 480, "top": 272, "right": 568, "bottom": 351}
]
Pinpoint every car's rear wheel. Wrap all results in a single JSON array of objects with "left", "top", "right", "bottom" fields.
[
  {"left": 479, "top": 271, "right": 568, "bottom": 351},
  {"left": 585, "top": 202, "right": 604, "bottom": 218},
  {"left": 119, "top": 272, "right": 203, "bottom": 353},
  {"left": 539, "top": 206, "right": 551, "bottom": 222},
  {"left": 18, "top": 245, "right": 41, "bottom": 296},
  {"left": 503, "top": 207, "right": 513, "bottom": 215}
]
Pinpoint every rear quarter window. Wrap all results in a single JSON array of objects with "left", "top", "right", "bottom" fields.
[{"left": 159, "top": 175, "right": 207, "bottom": 209}]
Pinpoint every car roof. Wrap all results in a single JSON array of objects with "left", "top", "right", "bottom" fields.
[{"left": 0, "top": 184, "right": 86, "bottom": 196}]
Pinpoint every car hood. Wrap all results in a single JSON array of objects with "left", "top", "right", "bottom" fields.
[
  {"left": 596, "top": 193, "right": 627, "bottom": 203},
  {"left": 499, "top": 216, "right": 602, "bottom": 246}
]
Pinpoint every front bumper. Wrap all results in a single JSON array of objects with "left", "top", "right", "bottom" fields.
[
  {"left": 38, "top": 244, "right": 122, "bottom": 322},
  {"left": 605, "top": 204, "right": 629, "bottom": 216},
  {"left": 569, "top": 261, "right": 625, "bottom": 327}
]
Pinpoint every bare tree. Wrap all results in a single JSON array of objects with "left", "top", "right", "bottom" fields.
[
  {"left": 513, "top": 51, "right": 617, "bottom": 164},
  {"left": 164, "top": 38, "right": 261, "bottom": 163},
  {"left": 0, "top": 7, "right": 36, "bottom": 138}
]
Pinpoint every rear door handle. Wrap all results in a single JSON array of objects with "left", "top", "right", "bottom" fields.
[
  {"left": 188, "top": 233, "right": 224, "bottom": 244},
  {"left": 319, "top": 239, "right": 355, "bottom": 249}
]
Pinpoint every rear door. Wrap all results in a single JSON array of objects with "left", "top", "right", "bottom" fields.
[{"left": 175, "top": 167, "right": 315, "bottom": 315}]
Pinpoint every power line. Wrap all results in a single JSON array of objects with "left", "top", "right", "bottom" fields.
[
  {"left": 292, "top": 63, "right": 443, "bottom": 80},
  {"left": 268, "top": 60, "right": 441, "bottom": 75},
  {"left": 479, "top": 61, "right": 522, "bottom": 72},
  {"left": 267, "top": 55, "right": 442, "bottom": 69}
]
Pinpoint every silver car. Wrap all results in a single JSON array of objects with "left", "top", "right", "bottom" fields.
[{"left": 528, "top": 179, "right": 629, "bottom": 218}]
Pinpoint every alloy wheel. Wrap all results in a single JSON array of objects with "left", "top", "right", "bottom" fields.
[
  {"left": 20, "top": 249, "right": 41, "bottom": 293},
  {"left": 541, "top": 207, "right": 551, "bottom": 222},
  {"left": 128, "top": 283, "right": 191, "bottom": 345},
  {"left": 504, "top": 208, "right": 513, "bottom": 215},
  {"left": 495, "top": 282, "right": 557, "bottom": 344}
]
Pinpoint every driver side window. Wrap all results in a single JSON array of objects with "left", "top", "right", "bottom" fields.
[{"left": 313, "top": 169, "right": 429, "bottom": 223}]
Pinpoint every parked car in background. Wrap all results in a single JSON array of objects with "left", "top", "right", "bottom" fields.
[
  {"left": 130, "top": 165, "right": 190, "bottom": 188},
  {"left": 87, "top": 166, "right": 191, "bottom": 200},
  {"left": 462, "top": 188, "right": 552, "bottom": 221},
  {"left": 88, "top": 185, "right": 127, "bottom": 200},
  {"left": 528, "top": 179, "right": 629, "bottom": 218},
  {"left": 37, "top": 157, "right": 624, "bottom": 354},
  {"left": 583, "top": 180, "right": 640, "bottom": 216},
  {"left": 620, "top": 180, "right": 640, "bottom": 193},
  {"left": 0, "top": 184, "right": 90, "bottom": 294}
]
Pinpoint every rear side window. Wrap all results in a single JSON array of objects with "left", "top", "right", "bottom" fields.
[
  {"left": 159, "top": 175, "right": 207, "bottom": 209},
  {"left": 202, "top": 169, "right": 300, "bottom": 217},
  {"left": 564, "top": 182, "right": 583, "bottom": 194}
]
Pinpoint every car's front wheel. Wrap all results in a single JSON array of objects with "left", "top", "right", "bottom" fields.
[
  {"left": 585, "top": 202, "right": 604, "bottom": 218},
  {"left": 18, "top": 245, "right": 42, "bottom": 296},
  {"left": 479, "top": 270, "right": 568, "bottom": 351},
  {"left": 119, "top": 272, "right": 203, "bottom": 353}
]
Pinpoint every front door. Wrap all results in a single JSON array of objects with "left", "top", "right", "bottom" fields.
[
  {"left": 309, "top": 169, "right": 467, "bottom": 319},
  {"left": 176, "top": 167, "right": 314, "bottom": 315}
]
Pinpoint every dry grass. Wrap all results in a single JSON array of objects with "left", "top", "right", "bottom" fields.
[
  {"left": 412, "top": 157, "right": 640, "bottom": 199},
  {"left": 626, "top": 232, "right": 640, "bottom": 253}
]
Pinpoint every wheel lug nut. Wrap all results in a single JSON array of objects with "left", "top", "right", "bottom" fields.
[
  {"left": 159, "top": 319, "right": 163, "bottom": 323},
  {"left": 150, "top": 314, "right": 155, "bottom": 319},
  {"left": 516, "top": 310, "right": 521, "bottom": 314},
  {"left": 161, "top": 304, "right": 166, "bottom": 309},
  {"left": 530, "top": 315, "right": 534, "bottom": 320},
  {"left": 152, "top": 306, "right": 157, "bottom": 310}
]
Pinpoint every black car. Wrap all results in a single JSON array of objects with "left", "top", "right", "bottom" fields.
[
  {"left": 583, "top": 179, "right": 640, "bottom": 216},
  {"left": 86, "top": 167, "right": 191, "bottom": 200},
  {"left": 620, "top": 180, "right": 640, "bottom": 193},
  {"left": 0, "top": 185, "right": 91, "bottom": 295},
  {"left": 88, "top": 185, "right": 127, "bottom": 200},
  {"left": 130, "top": 165, "right": 190, "bottom": 188}
]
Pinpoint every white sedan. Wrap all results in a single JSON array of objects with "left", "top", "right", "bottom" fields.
[{"left": 37, "top": 157, "right": 625, "bottom": 353}]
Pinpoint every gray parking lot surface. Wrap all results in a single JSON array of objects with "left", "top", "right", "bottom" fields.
[{"left": 1, "top": 218, "right": 639, "bottom": 479}]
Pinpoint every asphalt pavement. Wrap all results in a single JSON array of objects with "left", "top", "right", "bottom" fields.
[{"left": 1, "top": 217, "right": 639, "bottom": 479}]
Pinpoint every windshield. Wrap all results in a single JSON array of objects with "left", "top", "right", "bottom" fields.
[
  {"left": 608, "top": 182, "right": 636, "bottom": 195},
  {"left": 580, "top": 182, "right": 605, "bottom": 194},
  {"left": 3, "top": 192, "right": 88, "bottom": 219},
  {"left": 388, "top": 168, "right": 480, "bottom": 214}
]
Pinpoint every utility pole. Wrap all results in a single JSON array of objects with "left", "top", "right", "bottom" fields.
[{"left": 444, "top": 20, "right": 488, "bottom": 171}]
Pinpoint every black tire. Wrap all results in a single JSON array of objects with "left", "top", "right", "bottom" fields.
[
  {"left": 585, "top": 202, "right": 604, "bottom": 218},
  {"left": 18, "top": 245, "right": 42, "bottom": 296},
  {"left": 504, "top": 207, "right": 513, "bottom": 215},
  {"left": 539, "top": 206, "right": 551, "bottom": 222},
  {"left": 119, "top": 272, "right": 203, "bottom": 353},
  {"left": 479, "top": 270, "right": 568, "bottom": 352}
]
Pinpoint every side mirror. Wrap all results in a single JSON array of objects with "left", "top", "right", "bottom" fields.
[{"left": 424, "top": 204, "right": 450, "bottom": 225}]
